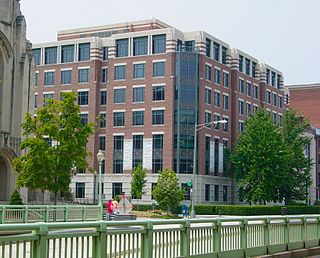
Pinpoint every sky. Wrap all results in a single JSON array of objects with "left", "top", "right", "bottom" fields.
[{"left": 20, "top": 0, "right": 320, "bottom": 85}]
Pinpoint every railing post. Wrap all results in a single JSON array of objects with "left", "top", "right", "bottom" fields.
[
  {"left": 142, "top": 221, "right": 153, "bottom": 258},
  {"left": 213, "top": 219, "right": 221, "bottom": 256},
  {"left": 0, "top": 206, "right": 4, "bottom": 224},
  {"left": 64, "top": 206, "right": 68, "bottom": 222},
  {"left": 240, "top": 219, "right": 248, "bottom": 255},
  {"left": 181, "top": 220, "right": 190, "bottom": 257},
  {"left": 32, "top": 222, "right": 49, "bottom": 258},
  {"left": 317, "top": 217, "right": 320, "bottom": 241},
  {"left": 264, "top": 218, "right": 270, "bottom": 253},
  {"left": 284, "top": 218, "right": 289, "bottom": 246},
  {"left": 24, "top": 206, "right": 29, "bottom": 223},
  {"left": 301, "top": 217, "right": 307, "bottom": 247},
  {"left": 83, "top": 206, "right": 87, "bottom": 221},
  {"left": 45, "top": 206, "right": 49, "bottom": 222},
  {"left": 93, "top": 221, "right": 107, "bottom": 258}
]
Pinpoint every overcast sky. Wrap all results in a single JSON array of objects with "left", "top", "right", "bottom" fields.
[{"left": 21, "top": 0, "right": 320, "bottom": 85}]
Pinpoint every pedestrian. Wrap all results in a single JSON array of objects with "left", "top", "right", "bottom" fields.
[
  {"left": 107, "top": 199, "right": 113, "bottom": 220},
  {"left": 112, "top": 199, "right": 119, "bottom": 215}
]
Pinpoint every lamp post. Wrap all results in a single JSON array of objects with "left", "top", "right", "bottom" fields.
[
  {"left": 190, "top": 119, "right": 228, "bottom": 218},
  {"left": 93, "top": 171, "right": 97, "bottom": 205},
  {"left": 97, "top": 150, "right": 105, "bottom": 220}
]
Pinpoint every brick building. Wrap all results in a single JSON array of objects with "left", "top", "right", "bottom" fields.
[{"left": 32, "top": 19, "right": 285, "bottom": 204}]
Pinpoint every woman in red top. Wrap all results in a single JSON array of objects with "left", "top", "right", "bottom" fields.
[{"left": 106, "top": 199, "right": 113, "bottom": 220}]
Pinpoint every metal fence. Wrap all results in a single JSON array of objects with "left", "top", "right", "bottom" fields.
[{"left": 0, "top": 215, "right": 320, "bottom": 258}]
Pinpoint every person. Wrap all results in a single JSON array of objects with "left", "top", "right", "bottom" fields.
[
  {"left": 106, "top": 199, "right": 113, "bottom": 220},
  {"left": 112, "top": 199, "right": 119, "bottom": 215}
]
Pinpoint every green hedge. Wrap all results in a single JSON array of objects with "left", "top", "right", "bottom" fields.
[{"left": 132, "top": 204, "right": 182, "bottom": 214}]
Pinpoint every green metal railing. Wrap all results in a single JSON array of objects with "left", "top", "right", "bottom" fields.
[
  {"left": 0, "top": 215, "right": 320, "bottom": 258},
  {"left": 0, "top": 205, "right": 100, "bottom": 224}
]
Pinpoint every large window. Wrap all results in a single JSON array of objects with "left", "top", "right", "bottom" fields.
[
  {"left": 253, "top": 85, "right": 258, "bottom": 99},
  {"left": 239, "top": 55, "right": 243, "bottom": 72},
  {"left": 266, "top": 91, "right": 271, "bottom": 104},
  {"left": 45, "top": 47, "right": 57, "bottom": 64},
  {"left": 185, "top": 40, "right": 194, "bottom": 52},
  {"left": 245, "top": 58, "right": 250, "bottom": 75},
  {"left": 132, "top": 135, "right": 143, "bottom": 168},
  {"left": 246, "top": 103, "right": 251, "bottom": 115},
  {"left": 100, "top": 90, "right": 107, "bottom": 105},
  {"left": 223, "top": 95, "right": 229, "bottom": 110},
  {"left": 205, "top": 65, "right": 212, "bottom": 81},
  {"left": 214, "top": 114, "right": 220, "bottom": 130},
  {"left": 116, "top": 39, "right": 128, "bottom": 57},
  {"left": 214, "top": 43, "right": 220, "bottom": 61},
  {"left": 153, "top": 61, "right": 165, "bottom": 77},
  {"left": 113, "top": 136, "right": 124, "bottom": 173},
  {"left": 214, "top": 91, "right": 220, "bottom": 107},
  {"left": 114, "top": 65, "right": 126, "bottom": 80},
  {"left": 113, "top": 112, "right": 125, "bottom": 127},
  {"left": 205, "top": 88, "right": 211, "bottom": 105},
  {"left": 44, "top": 72, "right": 55, "bottom": 86},
  {"left": 152, "top": 34, "right": 166, "bottom": 54},
  {"left": 206, "top": 38, "right": 211, "bottom": 57},
  {"left": 100, "top": 113, "right": 106, "bottom": 128},
  {"left": 132, "top": 111, "right": 144, "bottom": 126},
  {"left": 114, "top": 88, "right": 125, "bottom": 104},
  {"left": 223, "top": 72, "right": 229, "bottom": 87},
  {"left": 152, "top": 110, "right": 164, "bottom": 125},
  {"left": 239, "top": 100, "right": 244, "bottom": 115},
  {"left": 102, "top": 47, "right": 108, "bottom": 60},
  {"left": 214, "top": 69, "right": 220, "bottom": 84},
  {"left": 133, "top": 63, "right": 145, "bottom": 79},
  {"left": 78, "top": 43, "right": 90, "bottom": 61},
  {"left": 133, "top": 37, "right": 148, "bottom": 56},
  {"left": 246, "top": 82, "right": 251, "bottom": 96},
  {"left": 61, "top": 45, "right": 74, "bottom": 63},
  {"left": 43, "top": 93, "right": 54, "bottom": 107},
  {"left": 78, "top": 91, "right": 88, "bottom": 106},
  {"left": 34, "top": 94, "right": 38, "bottom": 109},
  {"left": 75, "top": 182, "right": 85, "bottom": 198},
  {"left": 222, "top": 46, "right": 227, "bottom": 64},
  {"left": 133, "top": 87, "right": 145, "bottom": 103},
  {"left": 252, "top": 62, "right": 256, "bottom": 78},
  {"left": 271, "top": 72, "right": 276, "bottom": 87},
  {"left": 205, "top": 112, "right": 211, "bottom": 127},
  {"left": 101, "top": 68, "right": 108, "bottom": 82},
  {"left": 153, "top": 85, "right": 165, "bottom": 101},
  {"left": 239, "top": 79, "right": 244, "bottom": 93},
  {"left": 152, "top": 134, "right": 163, "bottom": 173},
  {"left": 80, "top": 113, "right": 88, "bottom": 125},
  {"left": 223, "top": 117, "right": 229, "bottom": 132},
  {"left": 78, "top": 68, "right": 89, "bottom": 83},
  {"left": 99, "top": 136, "right": 106, "bottom": 151},
  {"left": 279, "top": 96, "right": 283, "bottom": 109},
  {"left": 205, "top": 184, "right": 210, "bottom": 201},
  {"left": 32, "top": 48, "right": 41, "bottom": 65},
  {"left": 112, "top": 183, "right": 123, "bottom": 198},
  {"left": 61, "top": 70, "right": 71, "bottom": 85},
  {"left": 35, "top": 72, "right": 39, "bottom": 86},
  {"left": 272, "top": 93, "right": 277, "bottom": 106}
]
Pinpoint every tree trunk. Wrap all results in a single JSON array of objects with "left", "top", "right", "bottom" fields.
[{"left": 54, "top": 192, "right": 58, "bottom": 205}]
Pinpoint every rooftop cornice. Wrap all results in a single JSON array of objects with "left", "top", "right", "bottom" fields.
[{"left": 285, "top": 83, "right": 320, "bottom": 90}]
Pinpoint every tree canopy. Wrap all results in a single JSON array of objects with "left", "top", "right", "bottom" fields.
[{"left": 131, "top": 165, "right": 147, "bottom": 200}]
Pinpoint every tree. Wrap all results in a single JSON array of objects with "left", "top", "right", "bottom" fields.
[
  {"left": 9, "top": 190, "right": 23, "bottom": 205},
  {"left": 131, "top": 165, "right": 147, "bottom": 200},
  {"left": 230, "top": 109, "right": 286, "bottom": 204},
  {"left": 13, "top": 92, "right": 95, "bottom": 204},
  {"left": 152, "top": 169, "right": 184, "bottom": 213},
  {"left": 276, "top": 109, "right": 313, "bottom": 204}
]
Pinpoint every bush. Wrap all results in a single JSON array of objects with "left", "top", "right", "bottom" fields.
[
  {"left": 132, "top": 204, "right": 183, "bottom": 214},
  {"left": 9, "top": 190, "right": 23, "bottom": 205}
]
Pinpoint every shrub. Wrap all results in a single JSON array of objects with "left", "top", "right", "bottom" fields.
[{"left": 9, "top": 190, "right": 23, "bottom": 205}]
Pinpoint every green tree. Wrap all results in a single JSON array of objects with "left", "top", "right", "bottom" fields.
[
  {"left": 276, "top": 109, "right": 312, "bottom": 204},
  {"left": 230, "top": 109, "right": 286, "bottom": 204},
  {"left": 9, "top": 190, "right": 23, "bottom": 205},
  {"left": 13, "top": 92, "right": 95, "bottom": 204},
  {"left": 152, "top": 169, "right": 184, "bottom": 213},
  {"left": 131, "top": 165, "right": 147, "bottom": 200}
]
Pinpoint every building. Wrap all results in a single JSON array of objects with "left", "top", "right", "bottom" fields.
[
  {"left": 32, "top": 19, "right": 285, "bottom": 204},
  {"left": 0, "top": 0, "right": 34, "bottom": 202}
]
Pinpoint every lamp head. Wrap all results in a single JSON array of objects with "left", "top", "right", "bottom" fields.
[{"left": 97, "top": 150, "right": 105, "bottom": 162}]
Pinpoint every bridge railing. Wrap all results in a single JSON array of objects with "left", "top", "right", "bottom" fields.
[
  {"left": 0, "top": 215, "right": 320, "bottom": 258},
  {"left": 0, "top": 205, "right": 100, "bottom": 224}
]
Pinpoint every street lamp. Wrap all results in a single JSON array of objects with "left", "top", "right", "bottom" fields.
[
  {"left": 97, "top": 150, "right": 105, "bottom": 220},
  {"left": 190, "top": 119, "right": 228, "bottom": 218}
]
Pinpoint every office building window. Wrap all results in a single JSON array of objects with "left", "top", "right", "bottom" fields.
[
  {"left": 100, "top": 113, "right": 106, "bottom": 128},
  {"left": 133, "top": 87, "right": 145, "bottom": 103},
  {"left": 214, "top": 185, "right": 219, "bottom": 201},
  {"left": 153, "top": 86, "right": 165, "bottom": 101},
  {"left": 279, "top": 96, "right": 283, "bottom": 109},
  {"left": 206, "top": 38, "right": 211, "bottom": 57},
  {"left": 78, "top": 68, "right": 89, "bottom": 83},
  {"left": 114, "top": 88, "right": 125, "bottom": 103},
  {"left": 214, "top": 42, "right": 220, "bottom": 61},
  {"left": 152, "top": 110, "right": 164, "bottom": 125},
  {"left": 43, "top": 93, "right": 54, "bottom": 107},
  {"left": 278, "top": 114, "right": 282, "bottom": 124},
  {"left": 32, "top": 48, "right": 41, "bottom": 65},
  {"left": 223, "top": 95, "right": 229, "bottom": 110},
  {"left": 132, "top": 135, "right": 143, "bottom": 168},
  {"left": 205, "top": 112, "right": 211, "bottom": 127},
  {"left": 78, "top": 43, "right": 90, "bottom": 61},
  {"left": 214, "top": 114, "right": 220, "bottom": 130},
  {"left": 133, "top": 37, "right": 148, "bottom": 56},
  {"left": 245, "top": 58, "right": 250, "bottom": 76},
  {"left": 271, "top": 72, "right": 276, "bottom": 87},
  {"left": 44, "top": 72, "right": 55, "bottom": 86},
  {"left": 152, "top": 134, "right": 163, "bottom": 173},
  {"left": 272, "top": 113, "right": 277, "bottom": 124},
  {"left": 214, "top": 69, "right": 220, "bottom": 84},
  {"left": 239, "top": 121, "right": 244, "bottom": 132},
  {"left": 35, "top": 72, "right": 39, "bottom": 86},
  {"left": 132, "top": 111, "right": 144, "bottom": 126},
  {"left": 61, "top": 45, "right": 74, "bottom": 63},
  {"left": 205, "top": 88, "right": 211, "bottom": 105},
  {"left": 100, "top": 90, "right": 107, "bottom": 105},
  {"left": 78, "top": 91, "right": 88, "bottom": 106},
  {"left": 152, "top": 34, "right": 166, "bottom": 54},
  {"left": 61, "top": 70, "right": 71, "bottom": 84},
  {"left": 45, "top": 47, "right": 57, "bottom": 64},
  {"left": 101, "top": 68, "right": 108, "bottom": 82},
  {"left": 266, "top": 69, "right": 270, "bottom": 84},
  {"left": 102, "top": 47, "right": 108, "bottom": 60},
  {"left": 266, "top": 91, "right": 271, "bottom": 104},
  {"left": 112, "top": 183, "right": 123, "bottom": 198},
  {"left": 116, "top": 39, "right": 129, "bottom": 57},
  {"left": 223, "top": 117, "right": 228, "bottom": 132},
  {"left": 214, "top": 91, "right": 220, "bottom": 107},
  {"left": 205, "top": 136, "right": 210, "bottom": 175},
  {"left": 133, "top": 63, "right": 145, "bottom": 79},
  {"left": 205, "top": 184, "right": 210, "bottom": 201},
  {"left": 185, "top": 40, "right": 194, "bottom": 52},
  {"left": 214, "top": 138, "right": 219, "bottom": 175},
  {"left": 277, "top": 75, "right": 281, "bottom": 89},
  {"left": 239, "top": 100, "right": 244, "bottom": 115},
  {"left": 253, "top": 85, "right": 258, "bottom": 99},
  {"left": 99, "top": 136, "right": 106, "bottom": 151},
  {"left": 246, "top": 82, "right": 251, "bottom": 96},
  {"left": 75, "top": 182, "right": 85, "bottom": 198},
  {"left": 205, "top": 65, "right": 212, "bottom": 81},
  {"left": 223, "top": 72, "right": 229, "bottom": 87},
  {"left": 113, "top": 112, "right": 125, "bottom": 127},
  {"left": 153, "top": 61, "right": 165, "bottom": 77},
  {"left": 223, "top": 186, "right": 228, "bottom": 202},
  {"left": 272, "top": 93, "right": 277, "bottom": 106},
  {"left": 114, "top": 65, "right": 126, "bottom": 80},
  {"left": 34, "top": 95, "right": 38, "bottom": 109},
  {"left": 113, "top": 136, "right": 124, "bottom": 173},
  {"left": 223, "top": 140, "right": 228, "bottom": 175},
  {"left": 252, "top": 62, "right": 256, "bottom": 78},
  {"left": 222, "top": 46, "right": 227, "bottom": 64},
  {"left": 80, "top": 113, "right": 88, "bottom": 125},
  {"left": 239, "top": 79, "right": 244, "bottom": 93},
  {"left": 239, "top": 55, "right": 243, "bottom": 72},
  {"left": 246, "top": 103, "right": 251, "bottom": 115}
]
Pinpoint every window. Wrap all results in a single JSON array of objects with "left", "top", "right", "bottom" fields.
[
  {"left": 101, "top": 68, "right": 108, "bottom": 82},
  {"left": 45, "top": 47, "right": 57, "bottom": 64},
  {"left": 113, "top": 112, "right": 125, "bottom": 127},
  {"left": 133, "top": 63, "right": 145, "bottom": 79},
  {"left": 253, "top": 85, "right": 258, "bottom": 99},
  {"left": 223, "top": 117, "right": 228, "bottom": 132},
  {"left": 133, "top": 37, "right": 148, "bottom": 56},
  {"left": 132, "top": 135, "right": 143, "bottom": 168},
  {"left": 43, "top": 93, "right": 54, "bottom": 107},
  {"left": 214, "top": 138, "right": 219, "bottom": 175},
  {"left": 102, "top": 47, "right": 108, "bottom": 60},
  {"left": 222, "top": 46, "right": 227, "bottom": 64},
  {"left": 223, "top": 186, "right": 228, "bottom": 202},
  {"left": 152, "top": 34, "right": 166, "bottom": 54},
  {"left": 204, "top": 112, "right": 211, "bottom": 128},
  {"left": 246, "top": 103, "right": 251, "bottom": 115},
  {"left": 114, "top": 88, "right": 125, "bottom": 104},
  {"left": 278, "top": 114, "right": 282, "bottom": 124},
  {"left": 214, "top": 69, "right": 220, "bottom": 84},
  {"left": 114, "top": 65, "right": 126, "bottom": 80},
  {"left": 35, "top": 72, "right": 39, "bottom": 86},
  {"left": 266, "top": 91, "right": 271, "bottom": 104},
  {"left": 279, "top": 96, "right": 283, "bottom": 109},
  {"left": 153, "top": 61, "right": 165, "bottom": 77},
  {"left": 252, "top": 62, "right": 256, "bottom": 78},
  {"left": 132, "top": 111, "right": 144, "bottom": 126},
  {"left": 100, "top": 113, "right": 106, "bottom": 128},
  {"left": 239, "top": 55, "right": 243, "bottom": 72},
  {"left": 78, "top": 68, "right": 89, "bottom": 83},
  {"left": 205, "top": 184, "right": 210, "bottom": 201},
  {"left": 44, "top": 72, "right": 55, "bottom": 86},
  {"left": 100, "top": 90, "right": 107, "bottom": 105},
  {"left": 271, "top": 72, "right": 276, "bottom": 87},
  {"left": 239, "top": 121, "right": 244, "bottom": 132},
  {"left": 245, "top": 58, "right": 250, "bottom": 76},
  {"left": 205, "top": 88, "right": 211, "bottom": 105},
  {"left": 116, "top": 39, "right": 128, "bottom": 57},
  {"left": 246, "top": 82, "right": 251, "bottom": 96},
  {"left": 223, "top": 95, "right": 229, "bottom": 110},
  {"left": 112, "top": 183, "right": 123, "bottom": 198},
  {"left": 272, "top": 93, "right": 277, "bottom": 106},
  {"left": 80, "top": 113, "right": 88, "bottom": 125},
  {"left": 113, "top": 136, "right": 124, "bottom": 173},
  {"left": 239, "top": 100, "right": 244, "bottom": 115},
  {"left": 266, "top": 69, "right": 270, "bottom": 84},
  {"left": 152, "top": 134, "right": 163, "bottom": 173},
  {"left": 133, "top": 87, "right": 145, "bottom": 103},
  {"left": 214, "top": 43, "right": 220, "bottom": 61},
  {"left": 272, "top": 113, "right": 277, "bottom": 124},
  {"left": 205, "top": 136, "right": 210, "bottom": 175},
  {"left": 277, "top": 75, "right": 281, "bottom": 89},
  {"left": 75, "top": 182, "right": 85, "bottom": 198},
  {"left": 99, "top": 136, "right": 106, "bottom": 151},
  {"left": 78, "top": 91, "right": 88, "bottom": 106},
  {"left": 223, "top": 72, "right": 229, "bottom": 87},
  {"left": 34, "top": 94, "right": 38, "bottom": 109},
  {"left": 206, "top": 38, "right": 211, "bottom": 57},
  {"left": 153, "top": 86, "right": 165, "bottom": 101},
  {"left": 214, "top": 114, "right": 220, "bottom": 130},
  {"left": 253, "top": 105, "right": 258, "bottom": 114},
  {"left": 78, "top": 43, "right": 90, "bottom": 61},
  {"left": 185, "top": 40, "right": 194, "bottom": 52},
  {"left": 214, "top": 91, "right": 220, "bottom": 107},
  {"left": 239, "top": 79, "right": 244, "bottom": 93},
  {"left": 205, "top": 65, "right": 212, "bottom": 81},
  {"left": 285, "top": 94, "right": 289, "bottom": 104},
  {"left": 32, "top": 48, "right": 41, "bottom": 65},
  {"left": 214, "top": 185, "right": 219, "bottom": 201},
  {"left": 61, "top": 70, "right": 71, "bottom": 84},
  {"left": 152, "top": 110, "right": 164, "bottom": 125},
  {"left": 61, "top": 45, "right": 74, "bottom": 63}
]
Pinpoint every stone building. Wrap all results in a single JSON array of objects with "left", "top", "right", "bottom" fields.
[{"left": 0, "top": 0, "right": 34, "bottom": 202}]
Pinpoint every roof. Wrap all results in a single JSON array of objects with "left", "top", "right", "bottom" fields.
[{"left": 285, "top": 83, "right": 320, "bottom": 90}]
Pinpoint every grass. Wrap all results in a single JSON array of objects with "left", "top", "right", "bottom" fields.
[{"left": 130, "top": 210, "right": 180, "bottom": 219}]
